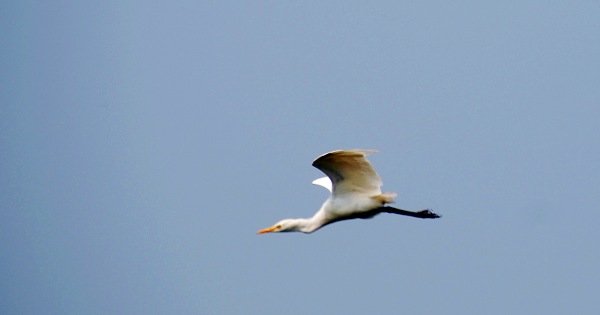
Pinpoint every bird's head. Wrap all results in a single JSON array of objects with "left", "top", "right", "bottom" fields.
[{"left": 257, "top": 219, "right": 306, "bottom": 234}]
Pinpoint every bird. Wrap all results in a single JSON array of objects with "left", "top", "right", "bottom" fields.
[{"left": 258, "top": 149, "right": 440, "bottom": 234}]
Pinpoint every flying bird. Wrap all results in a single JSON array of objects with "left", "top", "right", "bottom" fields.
[{"left": 258, "top": 149, "right": 440, "bottom": 234}]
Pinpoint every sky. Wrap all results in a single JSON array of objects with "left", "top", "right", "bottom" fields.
[{"left": 2, "top": 1, "right": 600, "bottom": 314}]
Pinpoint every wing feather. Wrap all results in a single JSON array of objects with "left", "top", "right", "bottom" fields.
[
  {"left": 312, "top": 176, "right": 333, "bottom": 192},
  {"left": 312, "top": 149, "right": 382, "bottom": 196}
]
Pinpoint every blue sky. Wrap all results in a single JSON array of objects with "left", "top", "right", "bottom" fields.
[{"left": 2, "top": 1, "right": 600, "bottom": 314}]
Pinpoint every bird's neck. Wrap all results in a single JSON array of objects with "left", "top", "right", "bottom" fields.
[{"left": 294, "top": 211, "right": 328, "bottom": 233}]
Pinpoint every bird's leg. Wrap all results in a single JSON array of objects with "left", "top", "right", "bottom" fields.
[
  {"left": 377, "top": 206, "right": 441, "bottom": 219},
  {"left": 414, "top": 209, "right": 441, "bottom": 218}
]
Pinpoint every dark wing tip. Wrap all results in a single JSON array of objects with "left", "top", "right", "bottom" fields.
[{"left": 312, "top": 149, "right": 378, "bottom": 166}]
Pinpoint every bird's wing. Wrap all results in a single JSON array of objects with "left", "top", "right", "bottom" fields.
[
  {"left": 312, "top": 149, "right": 382, "bottom": 196},
  {"left": 312, "top": 176, "right": 332, "bottom": 192}
]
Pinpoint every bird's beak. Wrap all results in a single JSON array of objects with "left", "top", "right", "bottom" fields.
[{"left": 257, "top": 225, "right": 278, "bottom": 234}]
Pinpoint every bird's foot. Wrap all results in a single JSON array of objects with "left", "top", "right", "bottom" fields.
[{"left": 418, "top": 209, "right": 441, "bottom": 219}]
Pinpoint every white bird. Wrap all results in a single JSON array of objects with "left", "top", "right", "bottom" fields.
[{"left": 258, "top": 149, "right": 440, "bottom": 234}]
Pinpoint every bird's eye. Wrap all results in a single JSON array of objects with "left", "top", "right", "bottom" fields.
[{"left": 276, "top": 225, "right": 282, "bottom": 230}]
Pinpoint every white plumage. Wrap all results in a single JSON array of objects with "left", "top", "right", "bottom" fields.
[{"left": 258, "top": 149, "right": 440, "bottom": 234}]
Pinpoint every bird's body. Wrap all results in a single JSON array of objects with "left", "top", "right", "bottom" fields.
[{"left": 258, "top": 149, "right": 440, "bottom": 234}]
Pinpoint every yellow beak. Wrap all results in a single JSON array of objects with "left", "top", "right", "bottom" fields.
[{"left": 257, "top": 225, "right": 279, "bottom": 234}]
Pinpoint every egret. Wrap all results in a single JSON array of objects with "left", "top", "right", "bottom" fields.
[{"left": 258, "top": 149, "right": 440, "bottom": 234}]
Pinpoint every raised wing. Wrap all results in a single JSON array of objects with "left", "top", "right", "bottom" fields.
[{"left": 312, "top": 149, "right": 382, "bottom": 196}]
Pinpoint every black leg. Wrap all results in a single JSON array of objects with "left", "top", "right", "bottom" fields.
[{"left": 377, "top": 206, "right": 441, "bottom": 219}]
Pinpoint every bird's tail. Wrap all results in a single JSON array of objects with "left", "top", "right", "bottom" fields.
[{"left": 372, "top": 192, "right": 397, "bottom": 204}]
